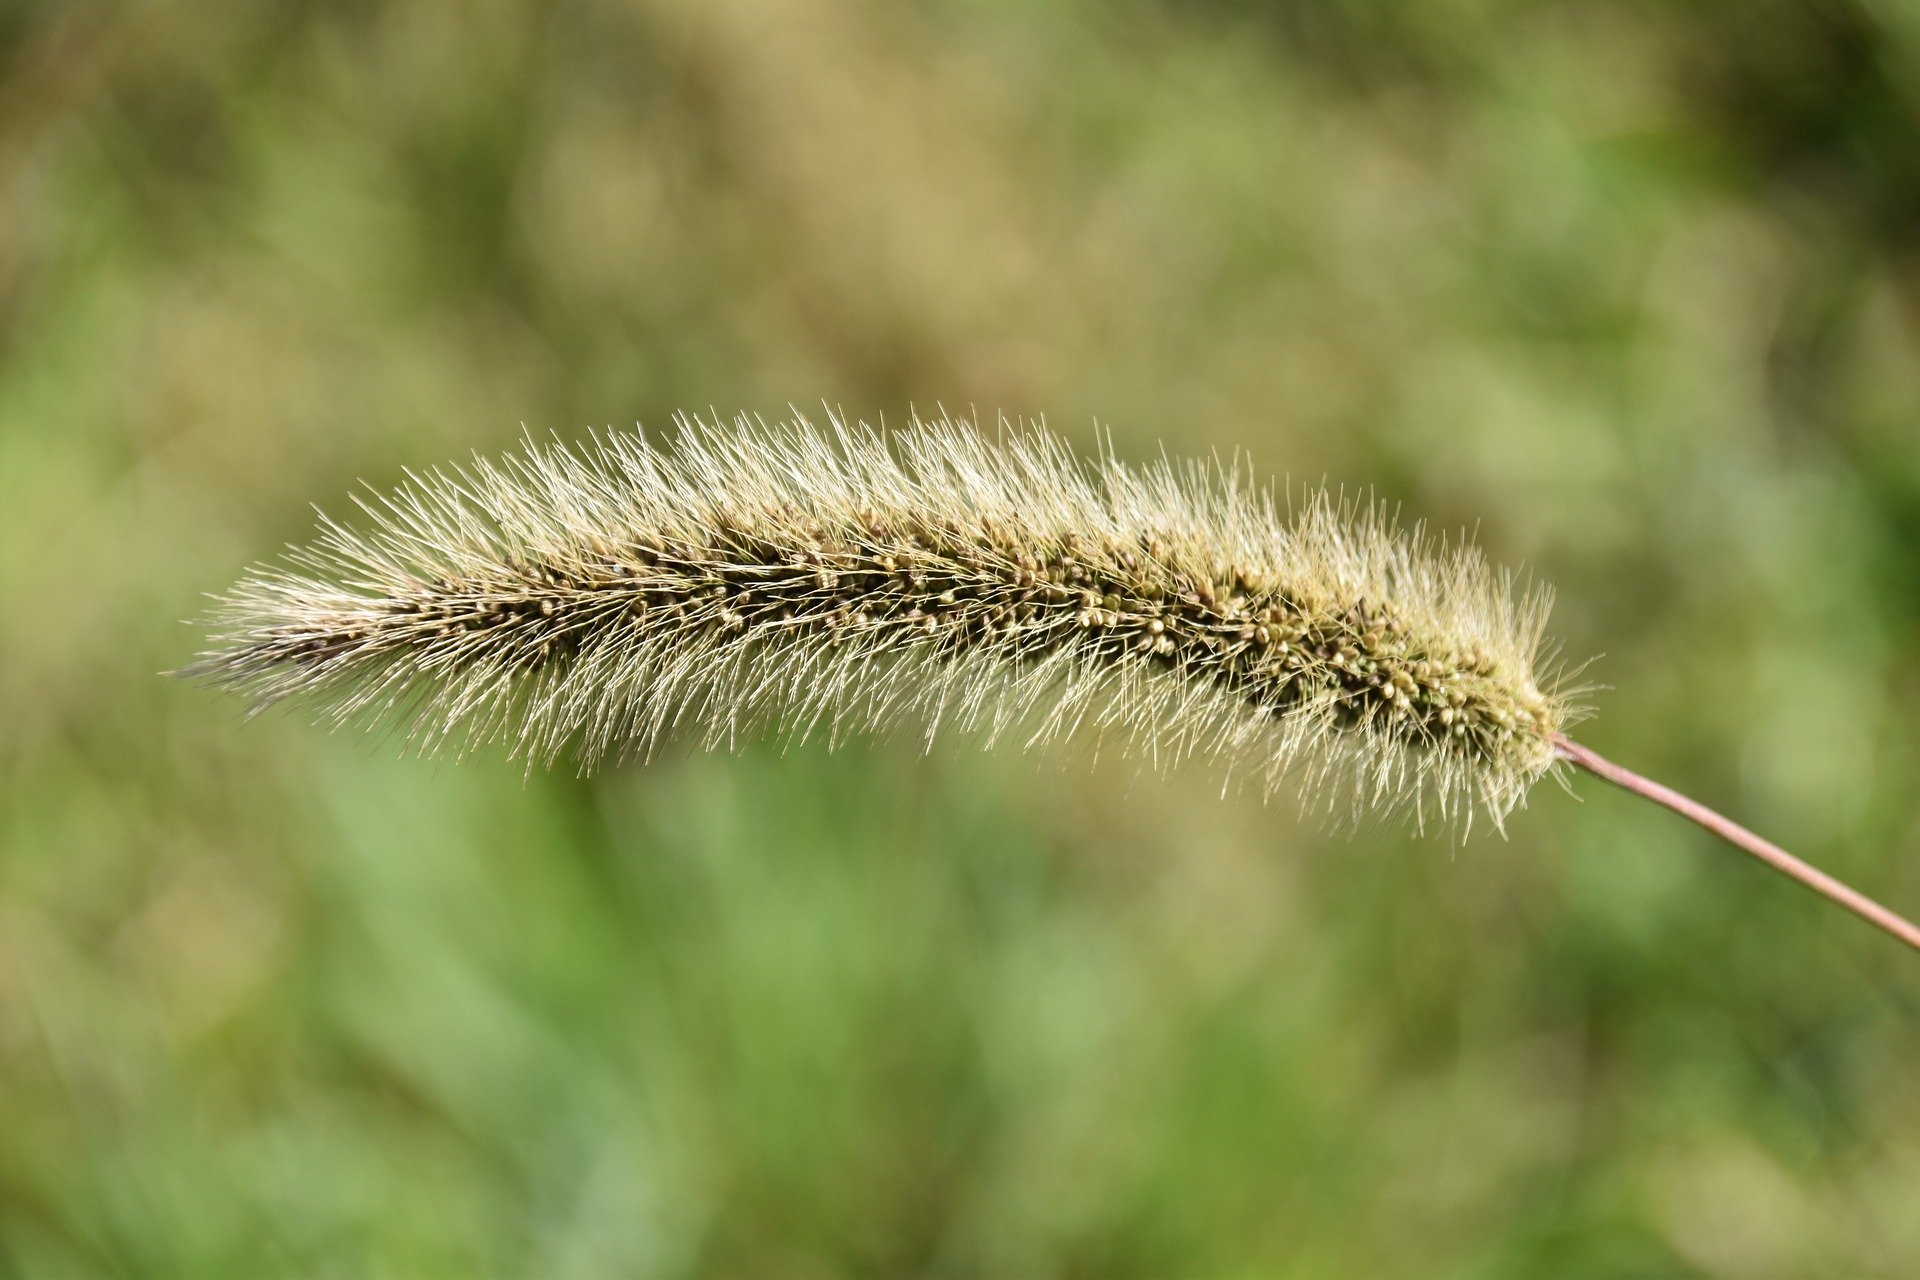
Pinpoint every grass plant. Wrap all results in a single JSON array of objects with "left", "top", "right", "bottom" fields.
[{"left": 189, "top": 413, "right": 1920, "bottom": 952}]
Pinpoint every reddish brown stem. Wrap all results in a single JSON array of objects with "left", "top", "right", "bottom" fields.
[{"left": 1554, "top": 735, "right": 1920, "bottom": 955}]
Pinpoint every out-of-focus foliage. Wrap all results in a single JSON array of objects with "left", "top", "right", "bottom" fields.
[{"left": 3, "top": 0, "right": 1920, "bottom": 1274}]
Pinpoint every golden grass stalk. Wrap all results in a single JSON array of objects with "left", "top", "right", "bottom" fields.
[{"left": 185, "top": 411, "right": 1920, "bottom": 952}]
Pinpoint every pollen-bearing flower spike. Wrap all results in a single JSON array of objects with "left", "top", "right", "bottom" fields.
[
  {"left": 189, "top": 409, "right": 1582, "bottom": 831},
  {"left": 185, "top": 410, "right": 1920, "bottom": 953}
]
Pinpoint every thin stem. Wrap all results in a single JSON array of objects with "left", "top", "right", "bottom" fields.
[{"left": 1553, "top": 735, "right": 1920, "bottom": 954}]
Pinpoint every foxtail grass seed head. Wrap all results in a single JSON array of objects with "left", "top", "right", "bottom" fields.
[
  {"left": 187, "top": 411, "right": 1920, "bottom": 952},
  {"left": 189, "top": 411, "right": 1580, "bottom": 831}
]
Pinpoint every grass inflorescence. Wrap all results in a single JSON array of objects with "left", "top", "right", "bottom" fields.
[{"left": 189, "top": 411, "right": 1582, "bottom": 832}]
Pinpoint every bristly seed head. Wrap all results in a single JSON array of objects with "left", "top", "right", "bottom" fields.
[{"left": 185, "top": 411, "right": 1587, "bottom": 833}]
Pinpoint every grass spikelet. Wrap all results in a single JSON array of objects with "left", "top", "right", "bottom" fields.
[
  {"left": 187, "top": 411, "right": 1578, "bottom": 834},
  {"left": 187, "top": 410, "right": 1920, "bottom": 951}
]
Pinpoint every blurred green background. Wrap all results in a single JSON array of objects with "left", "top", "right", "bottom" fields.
[{"left": 4, "top": 0, "right": 1920, "bottom": 1274}]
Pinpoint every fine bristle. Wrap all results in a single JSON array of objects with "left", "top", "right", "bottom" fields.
[{"left": 185, "top": 411, "right": 1585, "bottom": 833}]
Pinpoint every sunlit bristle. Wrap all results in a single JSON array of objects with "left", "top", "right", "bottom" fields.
[{"left": 185, "top": 410, "right": 1585, "bottom": 833}]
